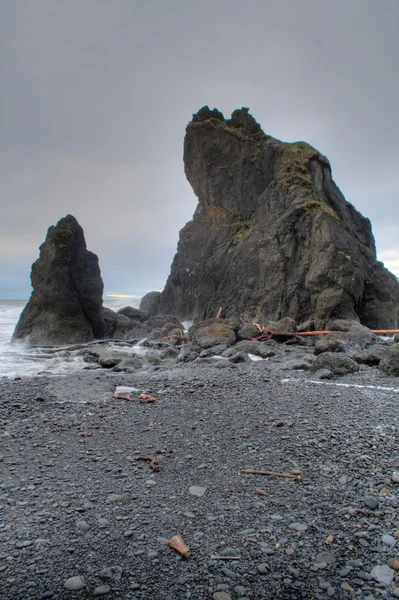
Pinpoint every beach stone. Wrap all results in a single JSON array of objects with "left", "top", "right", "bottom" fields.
[
  {"left": 312, "top": 353, "right": 359, "bottom": 376},
  {"left": 379, "top": 344, "right": 399, "bottom": 375},
  {"left": 189, "top": 485, "right": 206, "bottom": 497},
  {"left": 213, "top": 593, "right": 232, "bottom": 600},
  {"left": 257, "top": 563, "right": 271, "bottom": 574},
  {"left": 99, "top": 565, "right": 123, "bottom": 583},
  {"left": 364, "top": 496, "right": 378, "bottom": 510},
  {"left": 93, "top": 585, "right": 111, "bottom": 596},
  {"left": 192, "top": 322, "right": 236, "bottom": 349},
  {"left": 76, "top": 520, "right": 89, "bottom": 532},
  {"left": 64, "top": 575, "right": 85, "bottom": 590},
  {"left": 381, "top": 534, "right": 396, "bottom": 546},
  {"left": 370, "top": 565, "right": 395, "bottom": 586},
  {"left": 392, "top": 472, "right": 399, "bottom": 483},
  {"left": 106, "top": 493, "right": 124, "bottom": 503},
  {"left": 219, "top": 547, "right": 240, "bottom": 557},
  {"left": 315, "top": 552, "right": 336, "bottom": 565},
  {"left": 288, "top": 522, "right": 308, "bottom": 532}
]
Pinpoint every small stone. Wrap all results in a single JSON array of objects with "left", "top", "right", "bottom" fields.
[
  {"left": 288, "top": 522, "right": 307, "bottom": 532},
  {"left": 93, "top": 585, "right": 111, "bottom": 596},
  {"left": 315, "top": 552, "right": 336, "bottom": 565},
  {"left": 76, "top": 520, "right": 89, "bottom": 532},
  {"left": 212, "top": 593, "right": 232, "bottom": 600},
  {"left": 382, "top": 534, "right": 396, "bottom": 547},
  {"left": 106, "top": 493, "right": 124, "bottom": 503},
  {"left": 234, "top": 586, "right": 247, "bottom": 596},
  {"left": 392, "top": 472, "right": 399, "bottom": 483},
  {"left": 189, "top": 486, "right": 206, "bottom": 497},
  {"left": 257, "top": 563, "right": 270, "bottom": 574},
  {"left": 363, "top": 496, "right": 378, "bottom": 510},
  {"left": 124, "top": 530, "right": 134, "bottom": 537},
  {"left": 370, "top": 564, "right": 395, "bottom": 586},
  {"left": 97, "top": 518, "right": 109, "bottom": 527},
  {"left": 99, "top": 565, "right": 123, "bottom": 583},
  {"left": 219, "top": 547, "right": 240, "bottom": 557},
  {"left": 222, "top": 567, "right": 236, "bottom": 579},
  {"left": 341, "top": 583, "right": 354, "bottom": 591},
  {"left": 64, "top": 576, "right": 85, "bottom": 591}
]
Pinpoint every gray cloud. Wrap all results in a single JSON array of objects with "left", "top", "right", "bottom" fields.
[{"left": 1, "top": 0, "right": 398, "bottom": 298}]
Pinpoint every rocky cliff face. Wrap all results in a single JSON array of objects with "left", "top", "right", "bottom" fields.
[
  {"left": 13, "top": 215, "right": 105, "bottom": 344},
  {"left": 158, "top": 106, "right": 399, "bottom": 329}
]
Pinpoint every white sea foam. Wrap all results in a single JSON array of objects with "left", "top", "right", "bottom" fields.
[{"left": 0, "top": 298, "right": 144, "bottom": 379}]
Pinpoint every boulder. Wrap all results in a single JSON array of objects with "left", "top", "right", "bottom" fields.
[
  {"left": 12, "top": 215, "right": 105, "bottom": 345},
  {"left": 314, "top": 328, "right": 374, "bottom": 356},
  {"left": 264, "top": 317, "right": 297, "bottom": 333},
  {"left": 237, "top": 323, "right": 260, "bottom": 340},
  {"left": 160, "top": 346, "right": 180, "bottom": 359},
  {"left": 113, "top": 356, "right": 142, "bottom": 372},
  {"left": 229, "top": 350, "right": 249, "bottom": 363},
  {"left": 354, "top": 344, "right": 388, "bottom": 366},
  {"left": 312, "top": 352, "right": 359, "bottom": 376},
  {"left": 139, "top": 291, "right": 161, "bottom": 317},
  {"left": 233, "top": 339, "right": 277, "bottom": 358},
  {"left": 157, "top": 107, "right": 399, "bottom": 329},
  {"left": 146, "top": 315, "right": 184, "bottom": 330},
  {"left": 117, "top": 306, "right": 149, "bottom": 322},
  {"left": 192, "top": 323, "right": 236, "bottom": 349},
  {"left": 281, "top": 354, "right": 316, "bottom": 370},
  {"left": 379, "top": 344, "right": 399, "bottom": 376},
  {"left": 178, "top": 343, "right": 198, "bottom": 363},
  {"left": 188, "top": 317, "right": 241, "bottom": 337},
  {"left": 102, "top": 308, "right": 148, "bottom": 341}
]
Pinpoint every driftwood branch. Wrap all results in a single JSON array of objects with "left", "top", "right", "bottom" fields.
[{"left": 241, "top": 469, "right": 302, "bottom": 481}]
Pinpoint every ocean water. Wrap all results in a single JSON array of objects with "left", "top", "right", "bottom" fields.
[{"left": 0, "top": 298, "right": 142, "bottom": 379}]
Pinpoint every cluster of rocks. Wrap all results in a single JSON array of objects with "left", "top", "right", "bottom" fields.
[
  {"left": 12, "top": 108, "right": 399, "bottom": 348},
  {"left": 80, "top": 314, "right": 399, "bottom": 379}
]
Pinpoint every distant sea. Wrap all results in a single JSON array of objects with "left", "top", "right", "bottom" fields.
[{"left": 0, "top": 298, "right": 139, "bottom": 379}]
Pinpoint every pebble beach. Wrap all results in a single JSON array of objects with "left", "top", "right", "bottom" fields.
[{"left": 1, "top": 359, "right": 399, "bottom": 600}]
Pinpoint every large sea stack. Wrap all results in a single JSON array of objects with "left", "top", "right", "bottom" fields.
[
  {"left": 156, "top": 107, "right": 399, "bottom": 329},
  {"left": 13, "top": 215, "right": 105, "bottom": 345}
]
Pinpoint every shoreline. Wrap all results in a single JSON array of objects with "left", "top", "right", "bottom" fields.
[{"left": 1, "top": 363, "right": 399, "bottom": 599}]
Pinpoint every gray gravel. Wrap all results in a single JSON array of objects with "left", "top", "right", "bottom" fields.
[{"left": 1, "top": 358, "right": 399, "bottom": 599}]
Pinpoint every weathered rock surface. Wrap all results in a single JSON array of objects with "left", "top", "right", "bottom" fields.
[
  {"left": 314, "top": 327, "right": 374, "bottom": 356},
  {"left": 117, "top": 306, "right": 149, "bottom": 322},
  {"left": 379, "top": 343, "right": 399, "bottom": 375},
  {"left": 102, "top": 307, "right": 148, "bottom": 341},
  {"left": 12, "top": 215, "right": 105, "bottom": 345},
  {"left": 312, "top": 352, "right": 359, "bottom": 376},
  {"left": 157, "top": 106, "right": 399, "bottom": 329},
  {"left": 139, "top": 291, "right": 161, "bottom": 317},
  {"left": 192, "top": 322, "right": 237, "bottom": 349}
]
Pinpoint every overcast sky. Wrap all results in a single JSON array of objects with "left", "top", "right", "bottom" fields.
[{"left": 1, "top": 0, "right": 398, "bottom": 299}]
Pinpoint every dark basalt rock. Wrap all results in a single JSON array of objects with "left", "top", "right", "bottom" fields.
[
  {"left": 158, "top": 106, "right": 399, "bottom": 329},
  {"left": 117, "top": 306, "right": 149, "bottom": 322},
  {"left": 12, "top": 215, "right": 105, "bottom": 345},
  {"left": 379, "top": 344, "right": 399, "bottom": 375},
  {"left": 139, "top": 291, "right": 161, "bottom": 317}
]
